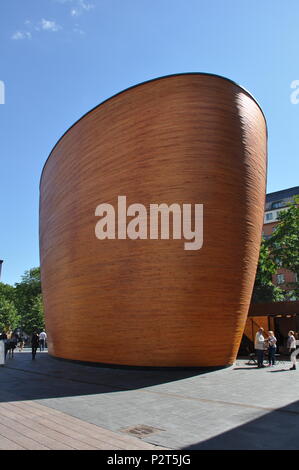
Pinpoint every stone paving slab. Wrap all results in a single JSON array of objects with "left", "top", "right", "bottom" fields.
[{"left": 1, "top": 350, "right": 299, "bottom": 449}]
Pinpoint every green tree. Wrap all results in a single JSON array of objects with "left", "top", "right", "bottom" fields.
[
  {"left": 21, "top": 294, "right": 45, "bottom": 333},
  {"left": 252, "top": 239, "right": 284, "bottom": 303},
  {"left": 0, "top": 297, "right": 20, "bottom": 332},
  {"left": 14, "top": 267, "right": 44, "bottom": 334},
  {"left": 0, "top": 282, "right": 15, "bottom": 304},
  {"left": 267, "top": 195, "right": 299, "bottom": 299},
  {"left": 252, "top": 195, "right": 299, "bottom": 302}
]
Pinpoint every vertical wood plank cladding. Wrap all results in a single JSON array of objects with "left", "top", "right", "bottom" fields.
[{"left": 39, "top": 74, "right": 267, "bottom": 367}]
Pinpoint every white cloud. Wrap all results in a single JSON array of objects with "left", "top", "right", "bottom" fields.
[
  {"left": 12, "top": 31, "right": 32, "bottom": 40},
  {"left": 79, "top": 0, "right": 94, "bottom": 11},
  {"left": 11, "top": 0, "right": 92, "bottom": 42},
  {"left": 69, "top": 1, "right": 94, "bottom": 16},
  {"left": 41, "top": 19, "right": 62, "bottom": 32},
  {"left": 73, "top": 25, "right": 85, "bottom": 36},
  {"left": 12, "top": 18, "right": 62, "bottom": 40},
  {"left": 53, "top": 0, "right": 94, "bottom": 7},
  {"left": 73, "top": 27, "right": 85, "bottom": 35}
]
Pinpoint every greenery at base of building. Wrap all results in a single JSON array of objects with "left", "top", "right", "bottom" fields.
[
  {"left": 0, "top": 267, "right": 44, "bottom": 334},
  {"left": 253, "top": 195, "right": 299, "bottom": 303}
]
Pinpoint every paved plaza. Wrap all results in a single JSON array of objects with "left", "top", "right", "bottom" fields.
[{"left": 1, "top": 350, "right": 299, "bottom": 450}]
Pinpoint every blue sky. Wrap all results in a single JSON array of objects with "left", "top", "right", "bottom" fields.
[{"left": 0, "top": 0, "right": 298, "bottom": 285}]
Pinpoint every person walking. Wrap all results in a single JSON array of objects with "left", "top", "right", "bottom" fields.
[
  {"left": 39, "top": 330, "right": 47, "bottom": 352},
  {"left": 18, "top": 333, "right": 25, "bottom": 352},
  {"left": 287, "top": 330, "right": 297, "bottom": 370},
  {"left": 31, "top": 332, "right": 40, "bottom": 360},
  {"left": 266, "top": 331, "right": 277, "bottom": 366},
  {"left": 255, "top": 327, "right": 266, "bottom": 368}
]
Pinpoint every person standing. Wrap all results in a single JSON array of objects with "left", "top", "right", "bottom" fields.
[
  {"left": 31, "top": 333, "right": 40, "bottom": 360},
  {"left": 39, "top": 330, "right": 47, "bottom": 352},
  {"left": 255, "top": 327, "right": 266, "bottom": 368},
  {"left": 287, "top": 330, "right": 297, "bottom": 370},
  {"left": 266, "top": 331, "right": 277, "bottom": 366}
]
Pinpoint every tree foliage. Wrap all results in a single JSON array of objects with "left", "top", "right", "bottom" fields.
[
  {"left": 253, "top": 195, "right": 299, "bottom": 302},
  {"left": 0, "top": 267, "right": 44, "bottom": 334},
  {"left": 21, "top": 294, "right": 44, "bottom": 334},
  {"left": 0, "top": 297, "right": 20, "bottom": 332},
  {"left": 252, "top": 239, "right": 284, "bottom": 303},
  {"left": 268, "top": 195, "right": 299, "bottom": 276}
]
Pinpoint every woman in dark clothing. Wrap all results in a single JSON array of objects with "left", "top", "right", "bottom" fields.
[{"left": 31, "top": 333, "right": 40, "bottom": 359}]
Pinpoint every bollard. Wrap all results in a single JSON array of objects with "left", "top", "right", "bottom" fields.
[{"left": 0, "top": 340, "right": 5, "bottom": 366}]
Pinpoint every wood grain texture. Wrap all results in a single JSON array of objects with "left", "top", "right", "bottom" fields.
[{"left": 39, "top": 73, "right": 267, "bottom": 367}]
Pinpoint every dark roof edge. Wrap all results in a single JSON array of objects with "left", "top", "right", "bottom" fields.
[
  {"left": 39, "top": 72, "right": 268, "bottom": 189},
  {"left": 266, "top": 186, "right": 299, "bottom": 201}
]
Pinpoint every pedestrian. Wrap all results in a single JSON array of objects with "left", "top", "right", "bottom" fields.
[
  {"left": 31, "top": 332, "right": 39, "bottom": 360},
  {"left": 266, "top": 331, "right": 277, "bottom": 366},
  {"left": 39, "top": 330, "right": 47, "bottom": 352},
  {"left": 9, "top": 333, "right": 18, "bottom": 358},
  {"left": 255, "top": 327, "right": 266, "bottom": 368},
  {"left": 287, "top": 330, "right": 297, "bottom": 370},
  {"left": 18, "top": 334, "right": 25, "bottom": 352}
]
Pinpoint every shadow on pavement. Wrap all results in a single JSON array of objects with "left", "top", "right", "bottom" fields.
[
  {"left": 0, "top": 350, "right": 215, "bottom": 403},
  {"left": 182, "top": 399, "right": 299, "bottom": 450}
]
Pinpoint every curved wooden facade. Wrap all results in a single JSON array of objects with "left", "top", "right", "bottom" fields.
[{"left": 40, "top": 73, "right": 267, "bottom": 368}]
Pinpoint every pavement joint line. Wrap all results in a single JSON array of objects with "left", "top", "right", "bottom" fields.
[
  {"left": 0, "top": 429, "right": 27, "bottom": 450},
  {"left": 0, "top": 402, "right": 118, "bottom": 450},
  {"left": 2, "top": 401, "right": 143, "bottom": 450},
  {"left": 0, "top": 422, "right": 50, "bottom": 451},
  {"left": 0, "top": 396, "right": 170, "bottom": 450},
  {"left": 7, "top": 400, "right": 167, "bottom": 450},
  {"left": 4, "top": 363, "right": 299, "bottom": 418},
  {"left": 0, "top": 411, "right": 74, "bottom": 450},
  {"left": 0, "top": 401, "right": 168, "bottom": 450},
  {"left": 26, "top": 401, "right": 170, "bottom": 449},
  {"left": 0, "top": 403, "right": 82, "bottom": 450}
]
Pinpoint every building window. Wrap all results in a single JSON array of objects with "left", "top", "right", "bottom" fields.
[
  {"left": 277, "top": 274, "right": 285, "bottom": 284},
  {"left": 295, "top": 273, "right": 298, "bottom": 283},
  {"left": 272, "top": 201, "right": 285, "bottom": 209},
  {"left": 266, "top": 212, "right": 273, "bottom": 221}
]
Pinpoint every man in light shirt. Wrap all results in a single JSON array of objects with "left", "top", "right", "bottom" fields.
[
  {"left": 39, "top": 330, "right": 47, "bottom": 352},
  {"left": 287, "top": 330, "right": 297, "bottom": 370},
  {"left": 255, "top": 327, "right": 265, "bottom": 368}
]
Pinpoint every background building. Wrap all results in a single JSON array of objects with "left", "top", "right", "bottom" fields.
[
  {"left": 263, "top": 186, "right": 299, "bottom": 292},
  {"left": 241, "top": 186, "right": 299, "bottom": 355}
]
